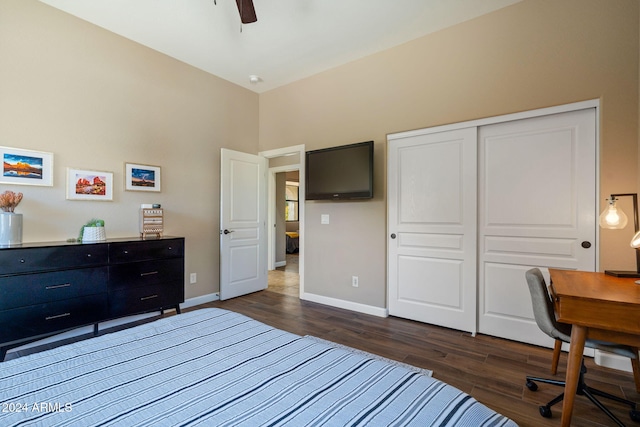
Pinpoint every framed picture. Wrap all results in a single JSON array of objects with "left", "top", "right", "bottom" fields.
[
  {"left": 0, "top": 146, "right": 53, "bottom": 186},
  {"left": 125, "top": 163, "right": 161, "bottom": 192},
  {"left": 66, "top": 168, "right": 113, "bottom": 201}
]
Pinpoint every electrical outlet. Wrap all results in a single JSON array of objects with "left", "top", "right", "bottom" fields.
[
  {"left": 352, "top": 276, "right": 359, "bottom": 287},
  {"left": 190, "top": 273, "right": 197, "bottom": 284}
]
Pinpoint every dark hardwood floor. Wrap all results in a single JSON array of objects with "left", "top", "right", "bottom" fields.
[
  {"left": 199, "top": 290, "right": 639, "bottom": 427},
  {"left": 8, "top": 278, "right": 639, "bottom": 426}
]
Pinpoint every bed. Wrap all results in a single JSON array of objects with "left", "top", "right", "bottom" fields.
[
  {"left": 1, "top": 308, "right": 517, "bottom": 426},
  {"left": 286, "top": 231, "right": 299, "bottom": 253}
]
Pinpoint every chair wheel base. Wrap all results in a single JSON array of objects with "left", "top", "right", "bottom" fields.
[
  {"left": 526, "top": 380, "right": 538, "bottom": 391},
  {"left": 630, "top": 409, "right": 640, "bottom": 422},
  {"left": 539, "top": 405, "right": 552, "bottom": 418}
]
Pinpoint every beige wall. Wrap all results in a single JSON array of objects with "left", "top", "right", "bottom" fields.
[
  {"left": 0, "top": 0, "right": 259, "bottom": 300},
  {"left": 275, "top": 172, "right": 286, "bottom": 263},
  {"left": 269, "top": 156, "right": 300, "bottom": 264},
  {"left": 2, "top": 0, "right": 639, "bottom": 311},
  {"left": 260, "top": 0, "right": 640, "bottom": 308}
]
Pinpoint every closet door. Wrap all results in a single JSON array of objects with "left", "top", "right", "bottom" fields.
[
  {"left": 477, "top": 109, "right": 596, "bottom": 346},
  {"left": 388, "top": 128, "right": 477, "bottom": 333}
]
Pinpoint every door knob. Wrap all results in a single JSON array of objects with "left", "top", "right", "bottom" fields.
[
  {"left": 390, "top": 233, "right": 396, "bottom": 239},
  {"left": 581, "top": 241, "right": 591, "bottom": 249},
  {"left": 223, "top": 229, "right": 234, "bottom": 235}
]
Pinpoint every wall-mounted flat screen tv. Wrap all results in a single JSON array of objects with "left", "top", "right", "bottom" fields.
[{"left": 305, "top": 141, "right": 373, "bottom": 200}]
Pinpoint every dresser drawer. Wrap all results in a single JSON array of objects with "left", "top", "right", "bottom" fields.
[
  {"left": 0, "top": 294, "right": 108, "bottom": 344},
  {"left": 0, "top": 267, "right": 108, "bottom": 310},
  {"left": 108, "top": 283, "right": 184, "bottom": 318},
  {"left": 109, "top": 238, "right": 184, "bottom": 263},
  {"left": 0, "top": 237, "right": 185, "bottom": 358},
  {"left": 108, "top": 258, "right": 183, "bottom": 291},
  {"left": 0, "top": 244, "right": 108, "bottom": 275}
]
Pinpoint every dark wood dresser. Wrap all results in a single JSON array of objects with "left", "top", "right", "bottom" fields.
[{"left": 0, "top": 236, "right": 184, "bottom": 360}]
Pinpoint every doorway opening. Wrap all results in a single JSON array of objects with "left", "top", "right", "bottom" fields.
[{"left": 261, "top": 145, "right": 305, "bottom": 298}]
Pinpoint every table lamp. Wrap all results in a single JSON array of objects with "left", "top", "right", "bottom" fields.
[{"left": 599, "top": 193, "right": 640, "bottom": 277}]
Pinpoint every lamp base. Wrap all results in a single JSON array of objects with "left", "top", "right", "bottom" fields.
[{"left": 604, "top": 270, "right": 640, "bottom": 278}]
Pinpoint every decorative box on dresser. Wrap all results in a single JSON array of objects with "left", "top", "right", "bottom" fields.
[{"left": 0, "top": 236, "right": 184, "bottom": 361}]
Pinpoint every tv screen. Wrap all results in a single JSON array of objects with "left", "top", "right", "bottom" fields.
[{"left": 305, "top": 141, "right": 373, "bottom": 200}]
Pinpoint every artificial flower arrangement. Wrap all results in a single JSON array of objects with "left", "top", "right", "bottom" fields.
[{"left": 0, "top": 190, "right": 23, "bottom": 213}]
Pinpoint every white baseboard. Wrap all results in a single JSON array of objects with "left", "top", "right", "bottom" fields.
[
  {"left": 275, "top": 261, "right": 286, "bottom": 268},
  {"left": 181, "top": 292, "right": 220, "bottom": 309},
  {"left": 301, "top": 292, "right": 388, "bottom": 317},
  {"left": 595, "top": 350, "right": 632, "bottom": 372}
]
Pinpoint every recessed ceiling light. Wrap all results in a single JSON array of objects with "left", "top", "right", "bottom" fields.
[{"left": 249, "top": 75, "right": 262, "bottom": 84}]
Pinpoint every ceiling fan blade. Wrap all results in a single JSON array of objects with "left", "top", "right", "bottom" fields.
[{"left": 235, "top": 0, "right": 257, "bottom": 24}]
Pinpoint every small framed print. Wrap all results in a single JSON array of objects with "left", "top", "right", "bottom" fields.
[
  {"left": 66, "top": 168, "right": 113, "bottom": 201},
  {"left": 125, "top": 163, "right": 161, "bottom": 192},
  {"left": 0, "top": 146, "right": 53, "bottom": 186}
]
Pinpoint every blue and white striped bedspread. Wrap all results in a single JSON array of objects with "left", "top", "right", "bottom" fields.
[{"left": 1, "top": 308, "right": 517, "bottom": 426}]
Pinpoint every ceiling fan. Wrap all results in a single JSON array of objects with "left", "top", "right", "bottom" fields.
[
  {"left": 214, "top": 0, "right": 257, "bottom": 24},
  {"left": 235, "top": 0, "right": 257, "bottom": 24}
]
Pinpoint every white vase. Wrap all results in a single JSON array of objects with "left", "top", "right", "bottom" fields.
[
  {"left": 82, "top": 226, "right": 106, "bottom": 242},
  {"left": 0, "top": 212, "right": 23, "bottom": 246}
]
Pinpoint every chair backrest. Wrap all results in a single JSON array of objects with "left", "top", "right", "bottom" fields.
[{"left": 525, "top": 268, "right": 572, "bottom": 342}]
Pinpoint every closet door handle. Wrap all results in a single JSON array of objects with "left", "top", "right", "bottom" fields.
[{"left": 390, "top": 233, "right": 396, "bottom": 239}]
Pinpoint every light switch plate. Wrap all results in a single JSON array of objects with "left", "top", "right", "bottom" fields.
[{"left": 321, "top": 214, "right": 330, "bottom": 225}]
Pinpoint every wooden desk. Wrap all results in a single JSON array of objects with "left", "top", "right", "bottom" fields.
[{"left": 549, "top": 269, "right": 640, "bottom": 426}]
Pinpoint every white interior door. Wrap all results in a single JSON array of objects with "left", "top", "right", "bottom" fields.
[
  {"left": 388, "top": 128, "right": 478, "bottom": 333},
  {"left": 478, "top": 108, "right": 596, "bottom": 346},
  {"left": 220, "top": 148, "right": 267, "bottom": 300}
]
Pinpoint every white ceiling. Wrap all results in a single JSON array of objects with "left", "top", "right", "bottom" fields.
[{"left": 39, "top": 0, "right": 521, "bottom": 93}]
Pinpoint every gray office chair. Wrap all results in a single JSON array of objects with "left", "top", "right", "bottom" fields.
[{"left": 524, "top": 268, "right": 640, "bottom": 425}]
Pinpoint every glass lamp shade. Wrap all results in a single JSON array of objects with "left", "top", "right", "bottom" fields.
[
  {"left": 631, "top": 230, "right": 640, "bottom": 248},
  {"left": 599, "top": 200, "right": 628, "bottom": 229}
]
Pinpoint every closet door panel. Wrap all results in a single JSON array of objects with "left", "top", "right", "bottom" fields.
[
  {"left": 388, "top": 128, "right": 477, "bottom": 334},
  {"left": 387, "top": 105, "right": 596, "bottom": 347},
  {"left": 478, "top": 108, "right": 596, "bottom": 347}
]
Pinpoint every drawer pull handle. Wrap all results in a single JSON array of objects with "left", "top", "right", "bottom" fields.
[
  {"left": 20, "top": 259, "right": 25, "bottom": 263},
  {"left": 87, "top": 253, "right": 92, "bottom": 258},
  {"left": 46, "top": 313, "right": 71, "bottom": 321},
  {"left": 140, "top": 271, "right": 159, "bottom": 277},
  {"left": 140, "top": 294, "right": 158, "bottom": 301},
  {"left": 46, "top": 283, "right": 71, "bottom": 290}
]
